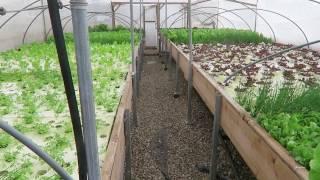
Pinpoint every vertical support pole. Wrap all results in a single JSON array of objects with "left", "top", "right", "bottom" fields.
[
  {"left": 216, "top": 0, "right": 219, "bottom": 28},
  {"left": 186, "top": 0, "right": 193, "bottom": 125},
  {"left": 70, "top": 0, "right": 100, "bottom": 179},
  {"left": 41, "top": 0, "right": 47, "bottom": 41},
  {"left": 174, "top": 52, "right": 180, "bottom": 98},
  {"left": 137, "top": 0, "right": 143, "bottom": 95},
  {"left": 124, "top": 110, "right": 132, "bottom": 180},
  {"left": 130, "top": 0, "right": 138, "bottom": 127},
  {"left": 164, "top": 0, "right": 168, "bottom": 70},
  {"left": 111, "top": 3, "right": 116, "bottom": 29},
  {"left": 169, "top": 43, "right": 173, "bottom": 80},
  {"left": 209, "top": 94, "right": 222, "bottom": 180},
  {"left": 156, "top": 4, "right": 161, "bottom": 54},
  {"left": 143, "top": 6, "right": 146, "bottom": 36},
  {"left": 254, "top": 0, "right": 259, "bottom": 32},
  {"left": 46, "top": 0, "right": 87, "bottom": 179}
]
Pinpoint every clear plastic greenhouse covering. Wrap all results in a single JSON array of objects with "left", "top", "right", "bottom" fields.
[{"left": 1, "top": 0, "right": 320, "bottom": 51}]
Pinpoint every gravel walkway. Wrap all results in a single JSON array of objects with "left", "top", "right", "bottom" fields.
[{"left": 130, "top": 55, "right": 255, "bottom": 180}]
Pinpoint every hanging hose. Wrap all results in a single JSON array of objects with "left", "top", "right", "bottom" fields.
[
  {"left": 0, "top": 120, "right": 72, "bottom": 180},
  {"left": 46, "top": 0, "right": 87, "bottom": 179}
]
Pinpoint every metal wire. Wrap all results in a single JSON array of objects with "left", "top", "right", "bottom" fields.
[
  {"left": 22, "top": 8, "right": 47, "bottom": 44},
  {"left": 161, "top": 6, "right": 251, "bottom": 30}
]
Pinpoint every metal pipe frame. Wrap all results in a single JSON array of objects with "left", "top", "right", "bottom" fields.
[
  {"left": 198, "top": 6, "right": 276, "bottom": 41},
  {"left": 202, "top": 8, "right": 309, "bottom": 44},
  {"left": 164, "top": 0, "right": 168, "bottom": 70},
  {"left": 46, "top": 0, "right": 88, "bottom": 178},
  {"left": 173, "top": 51, "right": 181, "bottom": 98},
  {"left": 209, "top": 94, "right": 222, "bottom": 180},
  {"left": 70, "top": 0, "right": 100, "bottom": 179},
  {"left": 169, "top": 10, "right": 234, "bottom": 29},
  {"left": 160, "top": 6, "right": 252, "bottom": 30},
  {"left": 130, "top": 0, "right": 138, "bottom": 127},
  {"left": 22, "top": 8, "right": 47, "bottom": 44},
  {"left": 162, "top": 6, "right": 276, "bottom": 41},
  {"left": 0, "top": 0, "right": 41, "bottom": 29},
  {"left": 186, "top": 0, "right": 193, "bottom": 125},
  {"left": 40, "top": 0, "right": 47, "bottom": 41}
]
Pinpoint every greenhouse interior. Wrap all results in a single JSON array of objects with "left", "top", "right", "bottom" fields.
[{"left": 0, "top": 0, "right": 320, "bottom": 179}]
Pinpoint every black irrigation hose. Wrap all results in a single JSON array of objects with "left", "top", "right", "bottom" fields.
[{"left": 46, "top": 0, "right": 87, "bottom": 179}]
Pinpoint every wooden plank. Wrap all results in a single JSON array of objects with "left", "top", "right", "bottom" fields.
[
  {"left": 167, "top": 40, "right": 309, "bottom": 180},
  {"left": 102, "top": 67, "right": 133, "bottom": 180}
]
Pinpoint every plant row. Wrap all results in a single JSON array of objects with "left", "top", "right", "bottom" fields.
[
  {"left": 162, "top": 28, "right": 272, "bottom": 44},
  {"left": 0, "top": 28, "right": 135, "bottom": 179}
]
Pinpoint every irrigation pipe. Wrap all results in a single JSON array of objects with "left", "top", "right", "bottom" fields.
[{"left": 0, "top": 120, "right": 72, "bottom": 180}]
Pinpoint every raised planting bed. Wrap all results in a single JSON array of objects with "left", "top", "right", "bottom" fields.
[
  {"left": 0, "top": 26, "right": 137, "bottom": 179},
  {"left": 162, "top": 28, "right": 320, "bottom": 180}
]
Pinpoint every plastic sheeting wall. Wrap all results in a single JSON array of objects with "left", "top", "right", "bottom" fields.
[
  {"left": 1, "top": 0, "right": 320, "bottom": 51},
  {"left": 0, "top": 0, "right": 111, "bottom": 52},
  {"left": 214, "top": 0, "right": 320, "bottom": 50}
]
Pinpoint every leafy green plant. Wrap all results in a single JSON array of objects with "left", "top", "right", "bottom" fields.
[
  {"left": 6, "top": 161, "right": 32, "bottom": 180},
  {"left": 162, "top": 28, "right": 272, "bottom": 44},
  {"left": 4, "top": 151, "right": 16, "bottom": 162},
  {"left": 64, "top": 121, "right": 73, "bottom": 134},
  {"left": 0, "top": 29, "right": 133, "bottom": 179},
  {"left": 34, "top": 123, "right": 49, "bottom": 134},
  {"left": 236, "top": 84, "right": 320, "bottom": 169},
  {"left": 310, "top": 144, "right": 320, "bottom": 180},
  {"left": 0, "top": 133, "right": 12, "bottom": 148}
]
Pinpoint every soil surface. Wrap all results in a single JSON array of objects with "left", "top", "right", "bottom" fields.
[{"left": 130, "top": 55, "right": 255, "bottom": 180}]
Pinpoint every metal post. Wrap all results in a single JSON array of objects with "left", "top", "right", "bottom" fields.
[
  {"left": 111, "top": 4, "right": 116, "bottom": 29},
  {"left": 254, "top": 0, "right": 259, "bottom": 32},
  {"left": 169, "top": 42, "right": 174, "bottom": 80},
  {"left": 209, "top": 95, "right": 222, "bottom": 180},
  {"left": 164, "top": 0, "right": 168, "bottom": 70},
  {"left": 216, "top": 0, "right": 219, "bottom": 28},
  {"left": 137, "top": 0, "right": 143, "bottom": 95},
  {"left": 0, "top": 120, "right": 72, "bottom": 180},
  {"left": 186, "top": 0, "right": 193, "bottom": 124},
  {"left": 70, "top": 0, "right": 100, "bottom": 179},
  {"left": 41, "top": 0, "right": 47, "bottom": 41},
  {"left": 174, "top": 52, "right": 180, "bottom": 98},
  {"left": 156, "top": 4, "right": 161, "bottom": 54},
  {"left": 46, "top": 0, "right": 87, "bottom": 179},
  {"left": 124, "top": 110, "right": 132, "bottom": 180},
  {"left": 130, "top": 0, "right": 138, "bottom": 127}
]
